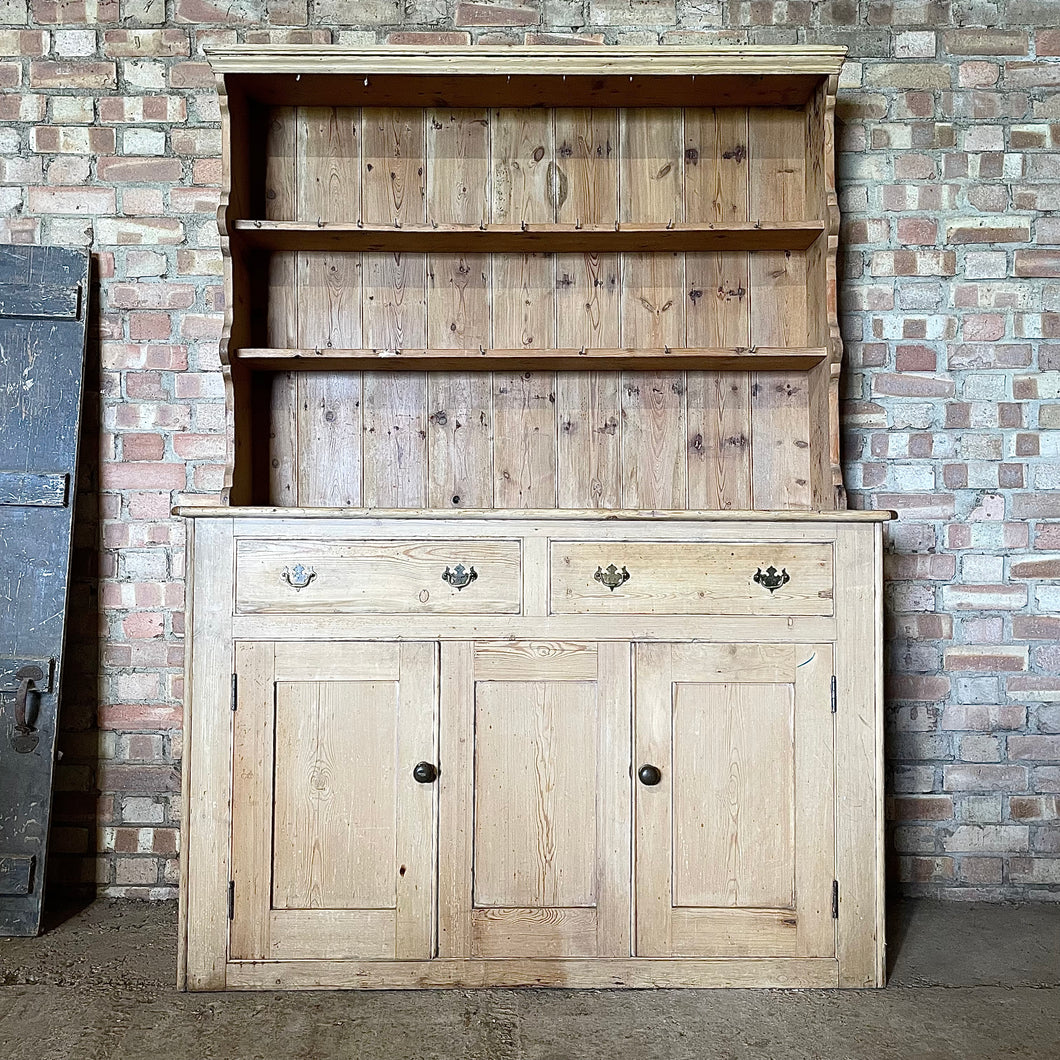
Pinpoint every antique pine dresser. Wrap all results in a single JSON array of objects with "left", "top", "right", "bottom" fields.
[{"left": 178, "top": 45, "right": 890, "bottom": 991}]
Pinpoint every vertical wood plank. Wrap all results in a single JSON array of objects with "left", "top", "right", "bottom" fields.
[
  {"left": 750, "top": 371, "right": 812, "bottom": 510},
  {"left": 672, "top": 681, "right": 793, "bottom": 908},
  {"left": 554, "top": 108, "right": 619, "bottom": 226},
  {"left": 296, "top": 251, "right": 362, "bottom": 350},
  {"left": 265, "top": 107, "right": 298, "bottom": 346},
  {"left": 622, "top": 371, "right": 686, "bottom": 509},
  {"left": 835, "top": 525, "right": 885, "bottom": 986},
  {"left": 426, "top": 108, "right": 490, "bottom": 226},
  {"left": 361, "top": 107, "right": 426, "bottom": 225},
  {"left": 473, "top": 678, "right": 597, "bottom": 907},
  {"left": 620, "top": 108, "right": 683, "bottom": 223},
  {"left": 686, "top": 372, "right": 751, "bottom": 510},
  {"left": 426, "top": 254, "right": 490, "bottom": 350},
  {"left": 361, "top": 109, "right": 426, "bottom": 356},
  {"left": 266, "top": 253, "right": 299, "bottom": 348},
  {"left": 426, "top": 372, "right": 492, "bottom": 508},
  {"left": 556, "top": 372, "right": 622, "bottom": 509},
  {"left": 492, "top": 371, "right": 557, "bottom": 508},
  {"left": 395, "top": 642, "right": 438, "bottom": 959},
  {"left": 748, "top": 106, "right": 806, "bottom": 223},
  {"left": 267, "top": 372, "right": 298, "bottom": 506},
  {"left": 748, "top": 106, "right": 807, "bottom": 350},
  {"left": 438, "top": 641, "right": 475, "bottom": 958},
  {"left": 622, "top": 253, "right": 684, "bottom": 349},
  {"left": 490, "top": 108, "right": 553, "bottom": 223},
  {"left": 362, "top": 252, "right": 427, "bottom": 351},
  {"left": 273, "top": 679, "right": 397, "bottom": 909},
  {"left": 296, "top": 372, "right": 362, "bottom": 506},
  {"left": 794, "top": 644, "right": 836, "bottom": 958},
  {"left": 229, "top": 641, "right": 275, "bottom": 961},
  {"left": 596, "top": 641, "right": 631, "bottom": 957},
  {"left": 297, "top": 107, "right": 361, "bottom": 350},
  {"left": 362, "top": 372, "right": 428, "bottom": 508},
  {"left": 492, "top": 252, "right": 554, "bottom": 350},
  {"left": 555, "top": 252, "right": 620, "bottom": 349},
  {"left": 297, "top": 106, "right": 359, "bottom": 222},
  {"left": 184, "top": 519, "right": 234, "bottom": 990},
  {"left": 265, "top": 105, "right": 297, "bottom": 221},
  {"left": 633, "top": 642, "right": 672, "bottom": 957}
]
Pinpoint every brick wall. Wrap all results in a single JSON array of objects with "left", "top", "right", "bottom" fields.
[{"left": 2, "top": 0, "right": 1057, "bottom": 900}]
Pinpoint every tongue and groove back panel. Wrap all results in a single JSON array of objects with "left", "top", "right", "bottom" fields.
[{"left": 235, "top": 99, "right": 836, "bottom": 510}]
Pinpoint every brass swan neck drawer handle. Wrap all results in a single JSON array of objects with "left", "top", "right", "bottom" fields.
[
  {"left": 754, "top": 566, "right": 790, "bottom": 593},
  {"left": 442, "top": 564, "right": 478, "bottom": 590},
  {"left": 594, "top": 564, "right": 630, "bottom": 591},
  {"left": 281, "top": 563, "right": 317, "bottom": 590}
]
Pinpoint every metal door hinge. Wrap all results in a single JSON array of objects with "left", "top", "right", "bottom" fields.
[
  {"left": 228, "top": 880, "right": 235, "bottom": 920},
  {"left": 230, "top": 673, "right": 237, "bottom": 712},
  {"left": 832, "top": 879, "right": 839, "bottom": 919},
  {"left": 830, "top": 675, "right": 837, "bottom": 714}
]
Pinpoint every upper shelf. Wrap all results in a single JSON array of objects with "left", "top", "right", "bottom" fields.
[
  {"left": 231, "top": 220, "right": 826, "bottom": 254},
  {"left": 207, "top": 45, "right": 847, "bottom": 108}
]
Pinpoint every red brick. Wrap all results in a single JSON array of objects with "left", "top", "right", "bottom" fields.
[
  {"left": 172, "top": 433, "right": 226, "bottom": 459},
  {"left": 0, "top": 30, "right": 49, "bottom": 57},
  {"left": 175, "top": 0, "right": 262, "bottom": 20},
  {"left": 1013, "top": 616, "right": 1060, "bottom": 639},
  {"left": 1015, "top": 251, "right": 1060, "bottom": 278},
  {"left": 1009, "top": 796, "right": 1060, "bottom": 821},
  {"left": 123, "top": 612, "right": 164, "bottom": 639},
  {"left": 27, "top": 186, "right": 116, "bottom": 214},
  {"left": 1011, "top": 558, "right": 1060, "bottom": 579},
  {"left": 97, "top": 156, "right": 184, "bottom": 183},
  {"left": 100, "top": 461, "right": 186, "bottom": 490},
  {"left": 889, "top": 795, "right": 954, "bottom": 821},
  {"left": 387, "top": 31, "right": 472, "bottom": 44},
  {"left": 102, "top": 29, "right": 190, "bottom": 56},
  {"left": 108, "top": 284, "right": 194, "bottom": 310},
  {"left": 121, "top": 433, "right": 165, "bottom": 460},
  {"left": 456, "top": 2, "right": 538, "bottom": 26},
  {"left": 97, "top": 763, "right": 181, "bottom": 793},
  {"left": 944, "top": 765, "right": 1028, "bottom": 791},
  {"left": 944, "top": 646, "right": 1029, "bottom": 672},
  {"left": 873, "top": 373, "right": 955, "bottom": 398},
  {"left": 31, "top": 0, "right": 119, "bottom": 21},
  {"left": 30, "top": 60, "right": 116, "bottom": 89},
  {"left": 1009, "top": 737, "right": 1060, "bottom": 762}
]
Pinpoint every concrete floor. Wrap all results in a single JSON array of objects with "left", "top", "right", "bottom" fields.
[{"left": 1, "top": 901, "right": 1058, "bottom": 1060}]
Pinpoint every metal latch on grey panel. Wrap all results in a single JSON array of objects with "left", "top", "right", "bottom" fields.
[{"left": 0, "top": 659, "right": 53, "bottom": 755}]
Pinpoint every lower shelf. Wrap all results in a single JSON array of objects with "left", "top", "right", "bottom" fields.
[{"left": 231, "top": 345, "right": 829, "bottom": 372}]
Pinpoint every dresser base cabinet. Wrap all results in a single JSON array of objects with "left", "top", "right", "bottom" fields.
[{"left": 179, "top": 512, "right": 885, "bottom": 990}]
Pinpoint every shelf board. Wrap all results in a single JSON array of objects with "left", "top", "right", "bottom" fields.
[
  {"left": 232, "top": 346, "right": 828, "bottom": 371},
  {"left": 230, "top": 220, "right": 825, "bottom": 253}
]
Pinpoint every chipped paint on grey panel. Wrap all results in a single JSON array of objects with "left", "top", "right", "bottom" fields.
[
  {"left": 0, "top": 472, "right": 69, "bottom": 507},
  {"left": 0, "top": 283, "right": 80, "bottom": 321},
  {"left": 0, "top": 244, "right": 89, "bottom": 937}
]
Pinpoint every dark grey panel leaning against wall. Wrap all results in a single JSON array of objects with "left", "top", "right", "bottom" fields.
[{"left": 0, "top": 244, "right": 90, "bottom": 936}]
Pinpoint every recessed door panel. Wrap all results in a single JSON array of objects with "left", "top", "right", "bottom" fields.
[
  {"left": 230, "top": 641, "right": 437, "bottom": 962},
  {"left": 440, "top": 641, "right": 631, "bottom": 959},
  {"left": 635, "top": 642, "right": 834, "bottom": 959}
]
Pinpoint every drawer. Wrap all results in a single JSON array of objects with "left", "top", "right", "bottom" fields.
[
  {"left": 236, "top": 539, "right": 521, "bottom": 614},
  {"left": 549, "top": 541, "right": 833, "bottom": 616}
]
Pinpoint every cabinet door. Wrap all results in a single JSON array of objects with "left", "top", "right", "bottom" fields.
[
  {"left": 229, "top": 641, "right": 437, "bottom": 962},
  {"left": 440, "top": 641, "right": 631, "bottom": 958},
  {"left": 634, "top": 643, "right": 835, "bottom": 958}
]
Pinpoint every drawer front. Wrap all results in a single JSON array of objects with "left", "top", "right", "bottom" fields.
[
  {"left": 549, "top": 541, "right": 833, "bottom": 616},
  {"left": 236, "top": 539, "right": 521, "bottom": 614}
]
